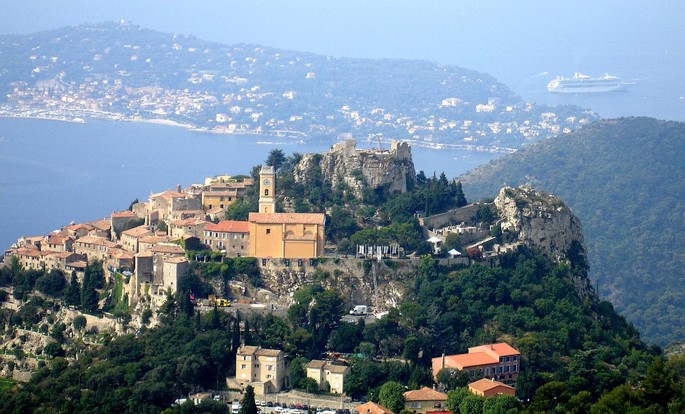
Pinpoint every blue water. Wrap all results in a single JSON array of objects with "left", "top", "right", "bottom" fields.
[{"left": 0, "top": 118, "right": 500, "bottom": 250}]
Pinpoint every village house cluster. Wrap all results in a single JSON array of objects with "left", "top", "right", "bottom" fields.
[
  {"left": 221, "top": 342, "right": 520, "bottom": 411},
  {"left": 3, "top": 166, "right": 325, "bottom": 307}
]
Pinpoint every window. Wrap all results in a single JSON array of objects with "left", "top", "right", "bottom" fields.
[
  {"left": 267, "top": 374, "right": 273, "bottom": 379},
  {"left": 262, "top": 259, "right": 267, "bottom": 266},
  {"left": 285, "top": 259, "right": 290, "bottom": 267},
  {"left": 512, "top": 364, "right": 518, "bottom": 372},
  {"left": 267, "top": 365, "right": 273, "bottom": 371},
  {"left": 241, "top": 364, "right": 246, "bottom": 369},
  {"left": 297, "top": 259, "right": 303, "bottom": 267},
  {"left": 266, "top": 229, "right": 271, "bottom": 234},
  {"left": 264, "top": 189, "right": 269, "bottom": 196},
  {"left": 254, "top": 364, "right": 260, "bottom": 368}
]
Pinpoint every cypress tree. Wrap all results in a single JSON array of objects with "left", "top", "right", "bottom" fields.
[
  {"left": 80, "top": 263, "right": 99, "bottom": 313},
  {"left": 64, "top": 271, "right": 81, "bottom": 306},
  {"left": 239, "top": 385, "right": 258, "bottom": 414}
]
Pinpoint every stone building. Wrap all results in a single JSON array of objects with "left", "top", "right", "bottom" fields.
[
  {"left": 234, "top": 346, "right": 286, "bottom": 395},
  {"left": 306, "top": 360, "right": 350, "bottom": 394},
  {"left": 248, "top": 166, "right": 325, "bottom": 259}
]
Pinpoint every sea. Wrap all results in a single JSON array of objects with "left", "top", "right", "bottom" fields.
[{"left": 0, "top": 117, "right": 501, "bottom": 251}]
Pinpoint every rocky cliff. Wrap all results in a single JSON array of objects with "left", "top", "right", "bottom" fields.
[
  {"left": 293, "top": 139, "right": 415, "bottom": 199},
  {"left": 495, "top": 186, "right": 593, "bottom": 300},
  {"left": 494, "top": 186, "right": 585, "bottom": 263}
]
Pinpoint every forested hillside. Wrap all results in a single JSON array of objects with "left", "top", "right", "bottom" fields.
[
  {"left": 459, "top": 117, "right": 685, "bottom": 346},
  {"left": 4, "top": 249, "right": 682, "bottom": 413}
]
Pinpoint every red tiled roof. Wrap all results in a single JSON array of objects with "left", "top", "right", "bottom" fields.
[
  {"left": 403, "top": 387, "right": 447, "bottom": 401},
  {"left": 205, "top": 220, "right": 249, "bottom": 233},
  {"left": 468, "top": 378, "right": 515, "bottom": 393},
  {"left": 468, "top": 343, "right": 520, "bottom": 357},
  {"left": 111, "top": 210, "right": 136, "bottom": 218},
  {"left": 356, "top": 402, "right": 394, "bottom": 414},
  {"left": 122, "top": 226, "right": 152, "bottom": 238},
  {"left": 248, "top": 212, "right": 325, "bottom": 225},
  {"left": 443, "top": 353, "right": 498, "bottom": 369}
]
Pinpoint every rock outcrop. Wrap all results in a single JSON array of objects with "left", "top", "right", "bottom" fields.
[
  {"left": 494, "top": 186, "right": 584, "bottom": 263},
  {"left": 293, "top": 139, "right": 415, "bottom": 199}
]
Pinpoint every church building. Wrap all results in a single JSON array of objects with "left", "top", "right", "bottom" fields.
[{"left": 247, "top": 166, "right": 325, "bottom": 258}]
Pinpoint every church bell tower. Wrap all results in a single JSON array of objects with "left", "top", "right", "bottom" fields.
[{"left": 258, "top": 165, "right": 276, "bottom": 213}]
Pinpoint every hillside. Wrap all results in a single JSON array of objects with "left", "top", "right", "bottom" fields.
[
  {"left": 0, "top": 22, "right": 595, "bottom": 150},
  {"left": 459, "top": 117, "right": 685, "bottom": 346}
]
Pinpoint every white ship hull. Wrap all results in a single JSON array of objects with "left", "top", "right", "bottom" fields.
[{"left": 547, "top": 73, "right": 633, "bottom": 94}]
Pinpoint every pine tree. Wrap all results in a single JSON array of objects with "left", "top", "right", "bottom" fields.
[{"left": 64, "top": 271, "right": 81, "bottom": 306}]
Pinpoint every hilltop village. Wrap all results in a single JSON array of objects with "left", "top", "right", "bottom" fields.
[{"left": 1, "top": 139, "right": 670, "bottom": 413}]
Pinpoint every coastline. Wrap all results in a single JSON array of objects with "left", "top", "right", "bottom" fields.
[{"left": 0, "top": 111, "right": 516, "bottom": 154}]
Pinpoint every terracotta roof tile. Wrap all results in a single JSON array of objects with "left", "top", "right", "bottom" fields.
[
  {"left": 468, "top": 378, "right": 515, "bottom": 393},
  {"left": 205, "top": 220, "right": 249, "bottom": 233},
  {"left": 307, "top": 360, "right": 327, "bottom": 369},
  {"left": 248, "top": 212, "right": 325, "bottom": 225},
  {"left": 122, "top": 226, "right": 152, "bottom": 238},
  {"left": 111, "top": 210, "right": 136, "bottom": 218},
  {"left": 403, "top": 387, "right": 447, "bottom": 401},
  {"left": 355, "top": 402, "right": 394, "bottom": 414}
]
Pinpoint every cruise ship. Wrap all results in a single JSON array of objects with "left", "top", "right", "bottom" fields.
[{"left": 547, "top": 73, "right": 633, "bottom": 93}]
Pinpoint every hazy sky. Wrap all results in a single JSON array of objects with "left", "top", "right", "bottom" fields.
[{"left": 2, "top": 0, "right": 683, "bottom": 86}]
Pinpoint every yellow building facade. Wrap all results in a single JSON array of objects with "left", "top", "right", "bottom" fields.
[
  {"left": 247, "top": 166, "right": 325, "bottom": 258},
  {"left": 248, "top": 213, "right": 325, "bottom": 258}
]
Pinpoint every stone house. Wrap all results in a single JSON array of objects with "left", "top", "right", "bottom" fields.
[
  {"left": 306, "top": 360, "right": 350, "bottom": 394},
  {"left": 403, "top": 387, "right": 447, "bottom": 414},
  {"left": 467, "top": 378, "right": 516, "bottom": 398},
  {"left": 203, "top": 220, "right": 249, "bottom": 255},
  {"left": 162, "top": 256, "right": 189, "bottom": 294},
  {"left": 120, "top": 225, "right": 153, "bottom": 253},
  {"left": 234, "top": 346, "right": 286, "bottom": 395}
]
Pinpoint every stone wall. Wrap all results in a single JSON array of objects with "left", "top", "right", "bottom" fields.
[
  {"left": 419, "top": 204, "right": 481, "bottom": 230},
  {"left": 258, "top": 257, "right": 419, "bottom": 310},
  {"left": 294, "top": 139, "right": 416, "bottom": 199}
]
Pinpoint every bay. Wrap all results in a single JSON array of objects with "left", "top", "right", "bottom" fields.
[{"left": 0, "top": 118, "right": 500, "bottom": 250}]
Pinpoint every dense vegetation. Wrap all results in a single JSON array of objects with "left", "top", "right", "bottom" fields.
[
  {"left": 4, "top": 247, "right": 685, "bottom": 412},
  {"left": 459, "top": 117, "right": 685, "bottom": 347}
]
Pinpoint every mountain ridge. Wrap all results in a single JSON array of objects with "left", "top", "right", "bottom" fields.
[{"left": 459, "top": 116, "right": 685, "bottom": 346}]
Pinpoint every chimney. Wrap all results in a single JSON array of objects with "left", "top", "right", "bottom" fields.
[{"left": 177, "top": 184, "right": 181, "bottom": 193}]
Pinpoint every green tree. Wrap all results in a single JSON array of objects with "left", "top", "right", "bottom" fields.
[
  {"left": 239, "top": 385, "right": 258, "bottom": 414},
  {"left": 289, "top": 357, "right": 307, "bottom": 389},
  {"left": 458, "top": 394, "right": 484, "bottom": 414},
  {"left": 641, "top": 357, "right": 676, "bottom": 411},
  {"left": 446, "top": 388, "right": 470, "bottom": 413},
  {"left": 481, "top": 394, "right": 521, "bottom": 414},
  {"left": 64, "top": 271, "right": 81, "bottom": 306},
  {"left": 453, "top": 180, "right": 468, "bottom": 207},
  {"left": 35, "top": 269, "right": 66, "bottom": 297},
  {"left": 43, "top": 342, "right": 64, "bottom": 358},
  {"left": 72, "top": 315, "right": 87, "bottom": 332},
  {"left": 80, "top": 263, "right": 99, "bottom": 313},
  {"left": 266, "top": 149, "right": 287, "bottom": 173},
  {"left": 378, "top": 381, "right": 406, "bottom": 414},
  {"left": 436, "top": 368, "right": 470, "bottom": 391}
]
